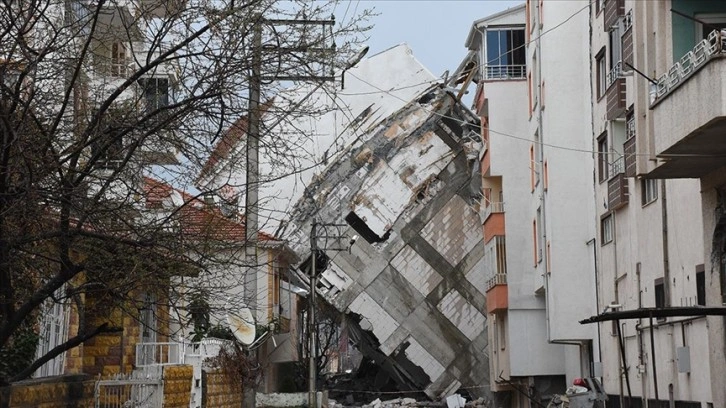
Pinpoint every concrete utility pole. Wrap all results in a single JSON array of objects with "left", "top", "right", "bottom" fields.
[
  {"left": 308, "top": 220, "right": 318, "bottom": 408},
  {"left": 244, "top": 17, "right": 262, "bottom": 318}
]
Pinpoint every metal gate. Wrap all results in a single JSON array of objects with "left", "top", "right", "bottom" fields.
[{"left": 94, "top": 376, "right": 163, "bottom": 408}]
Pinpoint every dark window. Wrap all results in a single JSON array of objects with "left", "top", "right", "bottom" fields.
[
  {"left": 654, "top": 277, "right": 666, "bottom": 321},
  {"left": 598, "top": 132, "right": 609, "bottom": 182},
  {"left": 696, "top": 264, "right": 706, "bottom": 306},
  {"left": 138, "top": 78, "right": 170, "bottom": 113},
  {"left": 596, "top": 48, "right": 606, "bottom": 98},
  {"left": 91, "top": 112, "right": 125, "bottom": 169}
]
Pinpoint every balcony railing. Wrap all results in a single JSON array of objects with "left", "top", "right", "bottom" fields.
[
  {"left": 135, "top": 342, "right": 183, "bottom": 367},
  {"left": 483, "top": 235, "right": 507, "bottom": 285},
  {"left": 606, "top": 61, "right": 622, "bottom": 89},
  {"left": 482, "top": 201, "right": 505, "bottom": 222},
  {"left": 609, "top": 156, "right": 625, "bottom": 177},
  {"left": 652, "top": 29, "right": 726, "bottom": 105},
  {"left": 485, "top": 65, "right": 526, "bottom": 80},
  {"left": 485, "top": 273, "right": 507, "bottom": 292},
  {"left": 622, "top": 9, "right": 633, "bottom": 32}
]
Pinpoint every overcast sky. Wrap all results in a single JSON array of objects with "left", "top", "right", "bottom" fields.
[{"left": 355, "top": 0, "right": 522, "bottom": 77}]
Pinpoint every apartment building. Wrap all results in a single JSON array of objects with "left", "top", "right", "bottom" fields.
[
  {"left": 589, "top": 0, "right": 726, "bottom": 407},
  {"left": 465, "top": 2, "right": 598, "bottom": 406}
]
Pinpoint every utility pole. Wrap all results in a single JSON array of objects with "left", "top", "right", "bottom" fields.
[
  {"left": 308, "top": 220, "right": 318, "bottom": 408},
  {"left": 245, "top": 16, "right": 262, "bottom": 319}
]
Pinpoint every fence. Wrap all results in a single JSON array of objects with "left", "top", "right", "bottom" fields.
[{"left": 95, "top": 376, "right": 163, "bottom": 408}]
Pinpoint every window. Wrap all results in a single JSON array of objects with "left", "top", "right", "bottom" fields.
[
  {"left": 696, "top": 264, "right": 706, "bottom": 306},
  {"left": 532, "top": 219, "right": 538, "bottom": 266},
  {"left": 609, "top": 25, "right": 622, "bottom": 71},
  {"left": 597, "top": 132, "right": 609, "bottom": 182},
  {"left": 528, "top": 72, "right": 533, "bottom": 113},
  {"left": 532, "top": 52, "right": 539, "bottom": 108},
  {"left": 641, "top": 178, "right": 658, "bottom": 205},
  {"left": 596, "top": 48, "right": 606, "bottom": 98},
  {"left": 110, "top": 42, "right": 129, "bottom": 77},
  {"left": 528, "top": 0, "right": 536, "bottom": 33},
  {"left": 91, "top": 111, "right": 125, "bottom": 169},
  {"left": 543, "top": 160, "right": 548, "bottom": 190},
  {"left": 541, "top": 80, "right": 545, "bottom": 110},
  {"left": 529, "top": 145, "right": 535, "bottom": 190},
  {"left": 533, "top": 131, "right": 541, "bottom": 187},
  {"left": 499, "top": 316, "right": 506, "bottom": 350},
  {"left": 34, "top": 286, "right": 69, "bottom": 377},
  {"left": 654, "top": 278, "right": 666, "bottom": 320},
  {"left": 536, "top": 207, "right": 543, "bottom": 264},
  {"left": 138, "top": 78, "right": 170, "bottom": 113},
  {"left": 601, "top": 214, "right": 613, "bottom": 244},
  {"left": 484, "top": 28, "right": 526, "bottom": 79}
]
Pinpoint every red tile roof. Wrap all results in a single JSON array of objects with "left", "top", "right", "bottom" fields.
[{"left": 143, "top": 177, "right": 274, "bottom": 242}]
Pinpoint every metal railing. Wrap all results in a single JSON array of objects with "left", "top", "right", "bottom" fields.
[
  {"left": 95, "top": 376, "right": 162, "bottom": 408},
  {"left": 483, "top": 235, "right": 507, "bottom": 288},
  {"left": 626, "top": 114, "right": 635, "bottom": 140},
  {"left": 485, "top": 64, "right": 526, "bottom": 80},
  {"left": 622, "top": 9, "right": 633, "bottom": 32},
  {"left": 485, "top": 273, "right": 507, "bottom": 292},
  {"left": 135, "top": 342, "right": 182, "bottom": 367},
  {"left": 652, "top": 29, "right": 726, "bottom": 104},
  {"left": 482, "top": 201, "right": 505, "bottom": 222},
  {"left": 609, "top": 156, "right": 625, "bottom": 177},
  {"left": 606, "top": 60, "right": 622, "bottom": 89}
]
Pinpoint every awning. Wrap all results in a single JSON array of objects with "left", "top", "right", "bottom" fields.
[{"left": 579, "top": 306, "right": 726, "bottom": 324}]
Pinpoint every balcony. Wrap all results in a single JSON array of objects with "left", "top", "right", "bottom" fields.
[
  {"left": 484, "top": 65, "right": 526, "bottom": 81},
  {"left": 483, "top": 236, "right": 507, "bottom": 314},
  {"left": 482, "top": 201, "right": 505, "bottom": 243},
  {"left": 606, "top": 62, "right": 626, "bottom": 120},
  {"left": 486, "top": 274, "right": 508, "bottom": 314},
  {"left": 649, "top": 30, "right": 726, "bottom": 178},
  {"left": 607, "top": 157, "right": 629, "bottom": 210}
]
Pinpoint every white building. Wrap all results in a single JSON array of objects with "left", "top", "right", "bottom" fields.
[
  {"left": 465, "top": 2, "right": 599, "bottom": 405},
  {"left": 589, "top": 0, "right": 725, "bottom": 406}
]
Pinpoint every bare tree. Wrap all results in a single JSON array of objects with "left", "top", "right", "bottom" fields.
[{"left": 0, "top": 0, "right": 370, "bottom": 384}]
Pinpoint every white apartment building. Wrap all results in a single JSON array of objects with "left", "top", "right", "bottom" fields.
[
  {"left": 465, "top": 2, "right": 598, "bottom": 406},
  {"left": 588, "top": 0, "right": 726, "bottom": 407}
]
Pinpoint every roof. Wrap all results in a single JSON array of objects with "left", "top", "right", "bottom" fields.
[
  {"left": 465, "top": 4, "right": 526, "bottom": 49},
  {"left": 143, "top": 177, "right": 275, "bottom": 242}
]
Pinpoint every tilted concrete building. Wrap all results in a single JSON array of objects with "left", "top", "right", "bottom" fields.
[{"left": 280, "top": 84, "right": 491, "bottom": 399}]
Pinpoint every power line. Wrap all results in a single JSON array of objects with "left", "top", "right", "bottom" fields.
[{"left": 345, "top": 71, "right": 726, "bottom": 160}]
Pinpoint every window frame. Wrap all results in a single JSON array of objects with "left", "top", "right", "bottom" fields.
[
  {"left": 641, "top": 178, "right": 658, "bottom": 206},
  {"left": 595, "top": 47, "right": 607, "bottom": 99},
  {"left": 597, "top": 131, "right": 609, "bottom": 183},
  {"left": 601, "top": 213, "right": 614, "bottom": 245}
]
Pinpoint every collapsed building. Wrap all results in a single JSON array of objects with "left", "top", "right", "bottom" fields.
[
  {"left": 281, "top": 84, "right": 490, "bottom": 399},
  {"left": 198, "top": 44, "right": 490, "bottom": 399}
]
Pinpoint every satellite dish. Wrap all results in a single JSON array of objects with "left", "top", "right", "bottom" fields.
[{"left": 227, "top": 308, "right": 256, "bottom": 345}]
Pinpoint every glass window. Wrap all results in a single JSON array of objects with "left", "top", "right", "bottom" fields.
[
  {"left": 598, "top": 132, "right": 609, "bottom": 182},
  {"left": 485, "top": 28, "right": 526, "bottom": 79},
  {"left": 641, "top": 178, "right": 658, "bottom": 205},
  {"left": 138, "top": 78, "right": 170, "bottom": 113},
  {"left": 601, "top": 214, "right": 613, "bottom": 244}
]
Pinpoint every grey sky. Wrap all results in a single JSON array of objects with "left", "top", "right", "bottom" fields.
[{"left": 356, "top": 1, "right": 522, "bottom": 77}]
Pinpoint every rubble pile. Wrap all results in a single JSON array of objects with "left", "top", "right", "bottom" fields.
[{"left": 329, "top": 396, "right": 491, "bottom": 408}]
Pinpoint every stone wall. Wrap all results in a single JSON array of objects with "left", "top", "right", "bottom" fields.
[
  {"left": 202, "top": 369, "right": 243, "bottom": 408},
  {"left": 0, "top": 374, "right": 94, "bottom": 408},
  {"left": 163, "top": 365, "right": 193, "bottom": 408}
]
